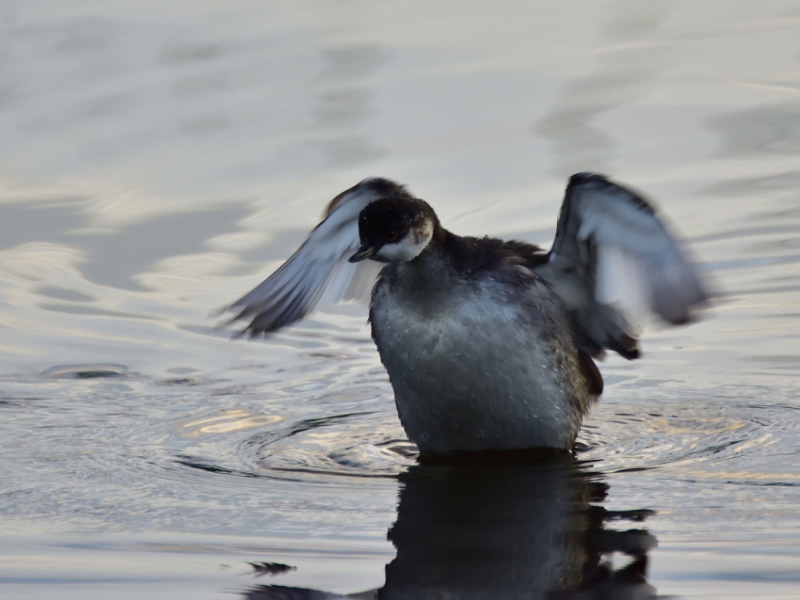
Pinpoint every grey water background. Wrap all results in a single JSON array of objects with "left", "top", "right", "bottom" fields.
[{"left": 1, "top": 1, "right": 800, "bottom": 597}]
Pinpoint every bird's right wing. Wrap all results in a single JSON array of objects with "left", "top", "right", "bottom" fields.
[
  {"left": 225, "top": 178, "right": 409, "bottom": 336},
  {"left": 536, "top": 173, "right": 708, "bottom": 359}
]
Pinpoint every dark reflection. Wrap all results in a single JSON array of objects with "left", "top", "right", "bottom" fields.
[
  {"left": 249, "top": 562, "right": 298, "bottom": 578},
  {"left": 243, "top": 453, "right": 658, "bottom": 599},
  {"left": 41, "top": 363, "right": 129, "bottom": 379}
]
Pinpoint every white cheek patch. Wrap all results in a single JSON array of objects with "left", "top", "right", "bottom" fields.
[
  {"left": 376, "top": 220, "right": 433, "bottom": 263},
  {"left": 377, "top": 238, "right": 427, "bottom": 262}
]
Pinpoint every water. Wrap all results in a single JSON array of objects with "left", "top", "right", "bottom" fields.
[{"left": 1, "top": 1, "right": 800, "bottom": 597}]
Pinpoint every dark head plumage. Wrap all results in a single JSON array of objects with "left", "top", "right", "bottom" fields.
[{"left": 350, "top": 197, "right": 438, "bottom": 263}]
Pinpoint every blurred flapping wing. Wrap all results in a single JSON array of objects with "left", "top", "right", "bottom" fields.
[
  {"left": 226, "top": 178, "right": 409, "bottom": 336},
  {"left": 537, "top": 173, "right": 708, "bottom": 359}
]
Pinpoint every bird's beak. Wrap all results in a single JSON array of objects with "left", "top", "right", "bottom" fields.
[{"left": 348, "top": 243, "right": 379, "bottom": 263}]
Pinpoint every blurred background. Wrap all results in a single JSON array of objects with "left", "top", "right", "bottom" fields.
[{"left": 1, "top": 1, "right": 800, "bottom": 598}]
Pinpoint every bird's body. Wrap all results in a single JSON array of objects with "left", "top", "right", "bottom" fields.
[
  {"left": 227, "top": 174, "right": 707, "bottom": 455},
  {"left": 370, "top": 232, "right": 592, "bottom": 452}
]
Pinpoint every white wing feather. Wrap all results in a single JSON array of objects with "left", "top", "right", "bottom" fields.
[
  {"left": 539, "top": 173, "right": 708, "bottom": 358},
  {"left": 226, "top": 178, "right": 406, "bottom": 335}
]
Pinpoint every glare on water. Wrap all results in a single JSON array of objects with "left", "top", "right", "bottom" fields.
[{"left": 1, "top": 1, "right": 800, "bottom": 598}]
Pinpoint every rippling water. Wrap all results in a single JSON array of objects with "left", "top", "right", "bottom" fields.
[{"left": 2, "top": 1, "right": 800, "bottom": 598}]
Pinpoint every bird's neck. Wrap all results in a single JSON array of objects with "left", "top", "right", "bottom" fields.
[{"left": 394, "top": 225, "right": 462, "bottom": 289}]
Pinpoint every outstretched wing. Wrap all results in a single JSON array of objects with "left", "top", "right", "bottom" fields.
[
  {"left": 535, "top": 172, "right": 708, "bottom": 359},
  {"left": 226, "top": 178, "right": 410, "bottom": 336}
]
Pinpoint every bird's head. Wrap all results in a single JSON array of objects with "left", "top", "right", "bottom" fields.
[{"left": 349, "top": 197, "right": 437, "bottom": 264}]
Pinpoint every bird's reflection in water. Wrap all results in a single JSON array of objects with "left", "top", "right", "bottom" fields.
[{"left": 244, "top": 452, "right": 658, "bottom": 599}]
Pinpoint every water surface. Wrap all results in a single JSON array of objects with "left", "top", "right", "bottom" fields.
[{"left": 2, "top": 1, "right": 800, "bottom": 598}]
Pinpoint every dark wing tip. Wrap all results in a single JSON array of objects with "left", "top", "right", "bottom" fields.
[
  {"left": 578, "top": 351, "right": 604, "bottom": 395},
  {"left": 567, "top": 172, "right": 658, "bottom": 215},
  {"left": 218, "top": 290, "right": 305, "bottom": 338},
  {"left": 651, "top": 269, "right": 711, "bottom": 326},
  {"left": 569, "top": 172, "right": 609, "bottom": 185},
  {"left": 323, "top": 177, "right": 410, "bottom": 217},
  {"left": 565, "top": 173, "right": 607, "bottom": 200},
  {"left": 214, "top": 307, "right": 275, "bottom": 339}
]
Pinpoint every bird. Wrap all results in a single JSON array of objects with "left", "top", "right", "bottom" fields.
[{"left": 225, "top": 173, "right": 707, "bottom": 454}]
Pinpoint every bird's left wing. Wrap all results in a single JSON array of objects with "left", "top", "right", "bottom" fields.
[
  {"left": 535, "top": 173, "right": 708, "bottom": 359},
  {"left": 225, "top": 178, "right": 408, "bottom": 336}
]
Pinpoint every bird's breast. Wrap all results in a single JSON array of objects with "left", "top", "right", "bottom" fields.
[{"left": 369, "top": 280, "right": 589, "bottom": 453}]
